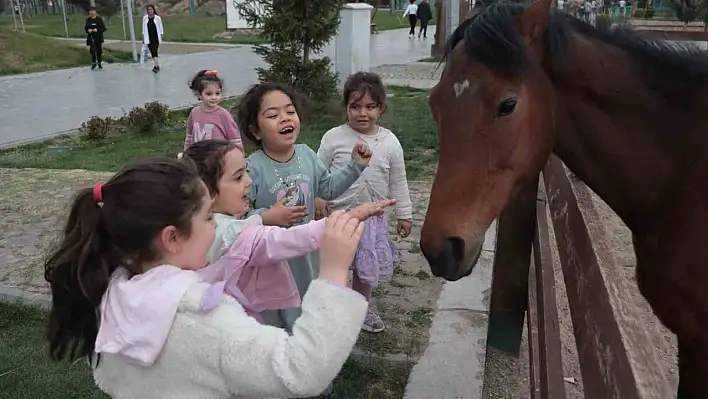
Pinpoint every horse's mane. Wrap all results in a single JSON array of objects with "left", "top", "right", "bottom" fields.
[{"left": 444, "top": 2, "right": 708, "bottom": 92}]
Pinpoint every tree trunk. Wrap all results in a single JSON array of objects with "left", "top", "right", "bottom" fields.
[{"left": 302, "top": 2, "right": 309, "bottom": 63}]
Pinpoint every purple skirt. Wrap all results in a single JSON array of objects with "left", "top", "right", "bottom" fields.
[{"left": 351, "top": 214, "right": 398, "bottom": 286}]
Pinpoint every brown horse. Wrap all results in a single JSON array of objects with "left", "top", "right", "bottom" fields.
[{"left": 420, "top": 0, "right": 708, "bottom": 396}]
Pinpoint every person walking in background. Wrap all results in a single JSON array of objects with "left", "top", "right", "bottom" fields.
[
  {"left": 84, "top": 7, "right": 106, "bottom": 70},
  {"left": 402, "top": 0, "right": 418, "bottom": 39},
  {"left": 142, "top": 4, "right": 164, "bottom": 73},
  {"left": 416, "top": 0, "right": 433, "bottom": 39}
]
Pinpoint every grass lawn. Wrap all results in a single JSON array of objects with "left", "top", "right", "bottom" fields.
[
  {"left": 0, "top": 86, "right": 438, "bottom": 180},
  {"left": 0, "top": 27, "right": 132, "bottom": 76},
  {"left": 0, "top": 300, "right": 412, "bottom": 399},
  {"left": 0, "top": 12, "right": 433, "bottom": 45}
]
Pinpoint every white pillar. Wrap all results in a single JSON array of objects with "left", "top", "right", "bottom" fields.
[
  {"left": 335, "top": 3, "right": 373, "bottom": 84},
  {"left": 445, "top": 0, "right": 460, "bottom": 41}
]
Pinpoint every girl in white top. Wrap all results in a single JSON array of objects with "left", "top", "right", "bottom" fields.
[
  {"left": 402, "top": 0, "right": 419, "bottom": 38},
  {"left": 44, "top": 157, "right": 378, "bottom": 398},
  {"left": 142, "top": 4, "right": 164, "bottom": 73},
  {"left": 316, "top": 72, "right": 414, "bottom": 333}
]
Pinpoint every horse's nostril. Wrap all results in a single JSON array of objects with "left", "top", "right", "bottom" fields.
[{"left": 445, "top": 236, "right": 465, "bottom": 264}]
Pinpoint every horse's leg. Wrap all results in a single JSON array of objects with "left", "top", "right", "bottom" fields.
[{"left": 677, "top": 337, "right": 708, "bottom": 398}]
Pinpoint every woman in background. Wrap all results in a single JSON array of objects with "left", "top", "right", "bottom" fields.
[
  {"left": 142, "top": 4, "right": 164, "bottom": 73},
  {"left": 402, "top": 0, "right": 418, "bottom": 39},
  {"left": 84, "top": 7, "right": 106, "bottom": 70}
]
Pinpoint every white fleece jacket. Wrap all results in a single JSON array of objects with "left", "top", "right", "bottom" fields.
[{"left": 93, "top": 278, "right": 368, "bottom": 398}]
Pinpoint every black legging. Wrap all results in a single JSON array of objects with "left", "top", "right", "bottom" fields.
[
  {"left": 419, "top": 20, "right": 429, "bottom": 37},
  {"left": 408, "top": 14, "right": 418, "bottom": 35},
  {"left": 89, "top": 38, "right": 103, "bottom": 64}
]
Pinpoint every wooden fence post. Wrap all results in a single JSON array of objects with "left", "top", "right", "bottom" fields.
[{"left": 486, "top": 176, "right": 539, "bottom": 355}]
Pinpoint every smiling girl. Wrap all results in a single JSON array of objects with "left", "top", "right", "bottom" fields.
[
  {"left": 184, "top": 70, "right": 243, "bottom": 151},
  {"left": 236, "top": 83, "right": 373, "bottom": 338}
]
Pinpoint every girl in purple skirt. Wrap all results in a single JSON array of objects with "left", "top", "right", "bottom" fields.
[{"left": 316, "top": 72, "right": 413, "bottom": 333}]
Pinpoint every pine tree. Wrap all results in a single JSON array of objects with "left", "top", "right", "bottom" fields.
[{"left": 237, "top": 0, "right": 345, "bottom": 102}]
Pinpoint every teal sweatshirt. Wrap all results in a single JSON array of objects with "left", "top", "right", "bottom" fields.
[{"left": 246, "top": 144, "right": 366, "bottom": 331}]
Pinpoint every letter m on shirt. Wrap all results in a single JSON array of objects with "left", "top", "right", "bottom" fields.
[{"left": 193, "top": 122, "right": 215, "bottom": 142}]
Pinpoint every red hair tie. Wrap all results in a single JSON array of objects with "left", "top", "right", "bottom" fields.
[
  {"left": 93, "top": 183, "right": 104, "bottom": 204},
  {"left": 204, "top": 70, "right": 218, "bottom": 76}
]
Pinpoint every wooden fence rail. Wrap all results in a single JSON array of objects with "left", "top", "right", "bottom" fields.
[{"left": 485, "top": 155, "right": 672, "bottom": 398}]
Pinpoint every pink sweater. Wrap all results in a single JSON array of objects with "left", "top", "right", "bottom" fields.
[{"left": 184, "top": 106, "right": 243, "bottom": 150}]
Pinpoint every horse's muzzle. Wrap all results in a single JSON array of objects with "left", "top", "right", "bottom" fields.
[{"left": 422, "top": 236, "right": 483, "bottom": 281}]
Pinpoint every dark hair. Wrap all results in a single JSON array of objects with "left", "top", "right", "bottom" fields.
[
  {"left": 44, "top": 158, "right": 206, "bottom": 363},
  {"left": 342, "top": 72, "right": 388, "bottom": 113},
  {"left": 182, "top": 140, "right": 239, "bottom": 197},
  {"left": 189, "top": 70, "right": 223, "bottom": 95},
  {"left": 409, "top": 0, "right": 415, "bottom": 3},
  {"left": 146, "top": 4, "right": 158, "bottom": 15},
  {"left": 236, "top": 82, "right": 308, "bottom": 147},
  {"left": 87, "top": 6, "right": 96, "bottom": 11}
]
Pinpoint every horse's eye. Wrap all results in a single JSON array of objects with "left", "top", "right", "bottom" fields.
[{"left": 497, "top": 98, "right": 517, "bottom": 117}]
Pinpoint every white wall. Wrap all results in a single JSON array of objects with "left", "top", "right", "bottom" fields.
[{"left": 226, "top": 0, "right": 264, "bottom": 30}]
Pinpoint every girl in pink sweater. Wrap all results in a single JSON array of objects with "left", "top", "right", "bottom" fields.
[{"left": 184, "top": 70, "right": 243, "bottom": 150}]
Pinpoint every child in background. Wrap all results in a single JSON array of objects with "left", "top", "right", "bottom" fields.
[
  {"left": 316, "top": 72, "right": 413, "bottom": 333},
  {"left": 236, "top": 82, "right": 372, "bottom": 331},
  {"left": 181, "top": 140, "right": 394, "bottom": 321},
  {"left": 44, "top": 157, "right": 375, "bottom": 399},
  {"left": 184, "top": 70, "right": 243, "bottom": 151}
]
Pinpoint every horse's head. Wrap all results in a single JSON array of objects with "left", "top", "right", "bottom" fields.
[{"left": 421, "top": 0, "right": 558, "bottom": 280}]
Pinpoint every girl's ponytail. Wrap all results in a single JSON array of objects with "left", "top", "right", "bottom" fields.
[
  {"left": 45, "top": 186, "right": 114, "bottom": 363},
  {"left": 44, "top": 158, "right": 206, "bottom": 364}
]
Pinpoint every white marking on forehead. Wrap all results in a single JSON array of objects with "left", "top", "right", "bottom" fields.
[{"left": 454, "top": 79, "right": 471, "bottom": 98}]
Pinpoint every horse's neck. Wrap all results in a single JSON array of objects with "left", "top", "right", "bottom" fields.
[{"left": 550, "top": 44, "right": 708, "bottom": 231}]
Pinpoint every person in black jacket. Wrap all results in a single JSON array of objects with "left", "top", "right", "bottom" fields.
[
  {"left": 417, "top": 0, "right": 433, "bottom": 39},
  {"left": 85, "top": 7, "right": 106, "bottom": 70}
]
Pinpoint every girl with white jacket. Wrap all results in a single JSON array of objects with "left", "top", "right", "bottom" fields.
[
  {"left": 142, "top": 4, "right": 164, "bottom": 73},
  {"left": 44, "top": 157, "right": 385, "bottom": 398}
]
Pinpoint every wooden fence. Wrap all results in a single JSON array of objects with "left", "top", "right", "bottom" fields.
[{"left": 484, "top": 155, "right": 672, "bottom": 398}]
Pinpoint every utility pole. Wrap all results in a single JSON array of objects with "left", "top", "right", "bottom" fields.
[
  {"left": 126, "top": 0, "right": 138, "bottom": 62},
  {"left": 120, "top": 0, "right": 126, "bottom": 39},
  {"left": 15, "top": 0, "right": 25, "bottom": 32},
  {"left": 61, "top": 0, "right": 68, "bottom": 37}
]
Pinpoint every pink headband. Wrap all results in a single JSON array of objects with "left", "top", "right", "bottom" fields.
[
  {"left": 93, "top": 183, "right": 103, "bottom": 204},
  {"left": 204, "top": 70, "right": 218, "bottom": 76}
]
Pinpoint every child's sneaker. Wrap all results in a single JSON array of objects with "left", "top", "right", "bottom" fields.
[{"left": 362, "top": 308, "right": 385, "bottom": 333}]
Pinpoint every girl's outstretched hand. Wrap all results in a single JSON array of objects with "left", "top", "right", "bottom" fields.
[
  {"left": 347, "top": 199, "right": 396, "bottom": 220},
  {"left": 319, "top": 211, "right": 365, "bottom": 284},
  {"left": 351, "top": 141, "right": 373, "bottom": 166}
]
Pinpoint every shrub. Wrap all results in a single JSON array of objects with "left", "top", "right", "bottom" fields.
[
  {"left": 78, "top": 102, "right": 171, "bottom": 141},
  {"left": 79, "top": 116, "right": 126, "bottom": 141},
  {"left": 125, "top": 102, "right": 171, "bottom": 134}
]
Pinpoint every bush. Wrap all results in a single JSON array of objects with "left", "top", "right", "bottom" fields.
[
  {"left": 79, "top": 102, "right": 171, "bottom": 141},
  {"left": 125, "top": 101, "right": 171, "bottom": 134},
  {"left": 633, "top": 8, "right": 655, "bottom": 18},
  {"left": 79, "top": 116, "right": 126, "bottom": 141}
]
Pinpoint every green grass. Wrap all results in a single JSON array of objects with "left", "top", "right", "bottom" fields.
[
  {"left": 418, "top": 56, "right": 441, "bottom": 63},
  {"left": 0, "top": 12, "right": 431, "bottom": 45},
  {"left": 0, "top": 86, "right": 438, "bottom": 180},
  {"left": 0, "top": 300, "right": 412, "bottom": 399},
  {"left": 0, "top": 27, "right": 132, "bottom": 76}
]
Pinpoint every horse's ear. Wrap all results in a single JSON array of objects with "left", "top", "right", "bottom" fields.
[{"left": 519, "top": 0, "right": 553, "bottom": 43}]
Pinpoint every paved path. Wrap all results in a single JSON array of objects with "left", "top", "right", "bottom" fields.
[
  {"left": 0, "top": 27, "right": 437, "bottom": 148},
  {"left": 404, "top": 223, "right": 496, "bottom": 399}
]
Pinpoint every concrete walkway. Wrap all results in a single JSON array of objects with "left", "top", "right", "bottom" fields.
[
  {"left": 404, "top": 222, "right": 496, "bottom": 399},
  {"left": 0, "top": 27, "right": 437, "bottom": 148}
]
